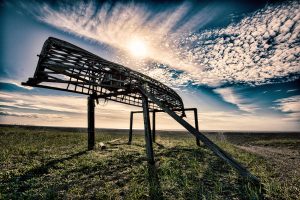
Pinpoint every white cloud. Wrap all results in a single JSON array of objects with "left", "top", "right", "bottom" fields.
[
  {"left": 1, "top": 78, "right": 33, "bottom": 90},
  {"left": 287, "top": 89, "right": 298, "bottom": 93},
  {"left": 273, "top": 95, "right": 300, "bottom": 122},
  {"left": 0, "top": 92, "right": 86, "bottom": 114},
  {"left": 2, "top": 1, "right": 300, "bottom": 131},
  {"left": 214, "top": 87, "right": 258, "bottom": 113},
  {"left": 198, "top": 111, "right": 300, "bottom": 131},
  {"left": 273, "top": 95, "right": 300, "bottom": 113},
  {"left": 16, "top": 1, "right": 300, "bottom": 87},
  {"left": 0, "top": 92, "right": 134, "bottom": 114},
  {"left": 179, "top": 1, "right": 300, "bottom": 86},
  {"left": 0, "top": 91, "right": 140, "bottom": 127},
  {"left": 1, "top": 89, "right": 299, "bottom": 131},
  {"left": 0, "top": 111, "right": 66, "bottom": 119}
]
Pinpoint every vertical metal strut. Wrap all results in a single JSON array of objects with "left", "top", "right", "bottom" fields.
[
  {"left": 88, "top": 95, "right": 95, "bottom": 150},
  {"left": 194, "top": 108, "right": 200, "bottom": 146},
  {"left": 152, "top": 110, "right": 156, "bottom": 142},
  {"left": 128, "top": 111, "right": 133, "bottom": 144},
  {"left": 142, "top": 94, "right": 155, "bottom": 164}
]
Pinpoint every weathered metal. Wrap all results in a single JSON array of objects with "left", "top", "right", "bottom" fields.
[
  {"left": 22, "top": 37, "right": 185, "bottom": 117},
  {"left": 152, "top": 110, "right": 156, "bottom": 142},
  {"left": 194, "top": 109, "right": 201, "bottom": 146},
  {"left": 129, "top": 108, "right": 200, "bottom": 145},
  {"left": 87, "top": 96, "right": 95, "bottom": 150},
  {"left": 22, "top": 37, "right": 259, "bottom": 183},
  {"left": 128, "top": 112, "right": 134, "bottom": 145},
  {"left": 142, "top": 93, "right": 155, "bottom": 164},
  {"left": 138, "top": 86, "right": 260, "bottom": 183}
]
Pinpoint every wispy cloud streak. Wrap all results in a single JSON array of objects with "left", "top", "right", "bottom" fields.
[
  {"left": 214, "top": 87, "right": 258, "bottom": 113},
  {"left": 273, "top": 95, "right": 300, "bottom": 121},
  {"left": 17, "top": 0, "right": 300, "bottom": 87}
]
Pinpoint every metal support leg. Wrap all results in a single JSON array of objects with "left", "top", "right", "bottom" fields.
[
  {"left": 128, "top": 112, "right": 133, "bottom": 144},
  {"left": 88, "top": 96, "right": 95, "bottom": 150},
  {"left": 152, "top": 110, "right": 156, "bottom": 143},
  {"left": 139, "top": 87, "right": 260, "bottom": 183},
  {"left": 142, "top": 94, "right": 155, "bottom": 164},
  {"left": 194, "top": 108, "right": 200, "bottom": 146}
]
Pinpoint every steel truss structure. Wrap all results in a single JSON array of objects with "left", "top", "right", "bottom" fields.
[
  {"left": 23, "top": 37, "right": 185, "bottom": 117},
  {"left": 22, "top": 37, "right": 260, "bottom": 184}
]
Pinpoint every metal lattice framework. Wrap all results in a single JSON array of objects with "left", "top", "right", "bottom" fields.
[
  {"left": 22, "top": 37, "right": 260, "bottom": 185},
  {"left": 23, "top": 37, "right": 185, "bottom": 117}
]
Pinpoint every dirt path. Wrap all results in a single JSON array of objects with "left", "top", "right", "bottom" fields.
[
  {"left": 237, "top": 145, "right": 299, "bottom": 159},
  {"left": 236, "top": 145, "right": 300, "bottom": 181}
]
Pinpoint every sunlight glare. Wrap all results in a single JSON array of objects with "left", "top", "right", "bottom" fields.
[{"left": 128, "top": 38, "right": 148, "bottom": 58}]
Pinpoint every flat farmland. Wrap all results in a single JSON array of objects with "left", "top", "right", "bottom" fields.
[{"left": 0, "top": 125, "right": 299, "bottom": 199}]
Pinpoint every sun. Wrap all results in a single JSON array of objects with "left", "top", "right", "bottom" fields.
[{"left": 127, "top": 38, "right": 148, "bottom": 58}]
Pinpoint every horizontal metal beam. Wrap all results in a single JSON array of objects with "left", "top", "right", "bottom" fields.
[
  {"left": 96, "top": 89, "right": 138, "bottom": 99},
  {"left": 131, "top": 108, "right": 196, "bottom": 113}
]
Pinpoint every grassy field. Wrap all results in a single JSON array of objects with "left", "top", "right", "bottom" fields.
[{"left": 0, "top": 126, "right": 299, "bottom": 199}]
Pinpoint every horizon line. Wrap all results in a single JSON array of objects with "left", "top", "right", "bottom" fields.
[{"left": 1, "top": 124, "right": 299, "bottom": 133}]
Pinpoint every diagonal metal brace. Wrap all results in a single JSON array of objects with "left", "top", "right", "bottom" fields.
[{"left": 138, "top": 86, "right": 260, "bottom": 184}]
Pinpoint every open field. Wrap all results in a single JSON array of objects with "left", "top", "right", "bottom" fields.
[{"left": 0, "top": 125, "right": 299, "bottom": 199}]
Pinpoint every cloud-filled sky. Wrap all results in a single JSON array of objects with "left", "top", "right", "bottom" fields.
[{"left": 0, "top": 0, "right": 299, "bottom": 131}]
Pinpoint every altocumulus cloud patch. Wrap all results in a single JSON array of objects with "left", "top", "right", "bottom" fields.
[{"left": 177, "top": 1, "right": 300, "bottom": 86}]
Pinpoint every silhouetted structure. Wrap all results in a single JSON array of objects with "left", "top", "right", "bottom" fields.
[
  {"left": 128, "top": 108, "right": 200, "bottom": 145},
  {"left": 22, "top": 37, "right": 259, "bottom": 183}
]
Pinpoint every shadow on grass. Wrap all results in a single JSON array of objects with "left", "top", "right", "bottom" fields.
[
  {"left": 148, "top": 163, "right": 164, "bottom": 200},
  {"left": 5, "top": 150, "right": 88, "bottom": 194},
  {"left": 3, "top": 144, "right": 263, "bottom": 199},
  {"left": 154, "top": 142, "right": 165, "bottom": 149},
  {"left": 19, "top": 150, "right": 87, "bottom": 181},
  {"left": 200, "top": 153, "right": 264, "bottom": 199},
  {"left": 108, "top": 141, "right": 164, "bottom": 199},
  {"left": 156, "top": 146, "right": 264, "bottom": 199}
]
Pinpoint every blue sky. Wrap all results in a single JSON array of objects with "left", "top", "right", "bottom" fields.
[{"left": 0, "top": 0, "right": 299, "bottom": 131}]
